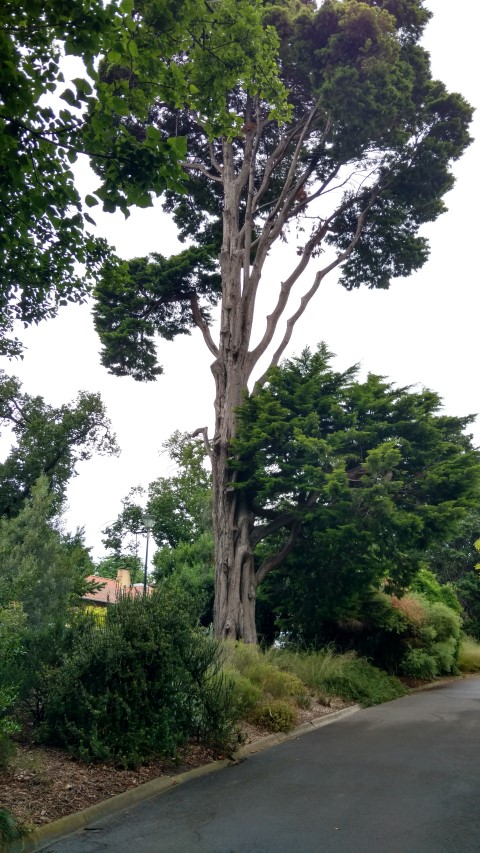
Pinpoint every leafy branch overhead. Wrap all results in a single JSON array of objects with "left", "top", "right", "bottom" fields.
[
  {"left": 1, "top": 0, "right": 277, "bottom": 356},
  {"left": 93, "top": 247, "right": 221, "bottom": 380}
]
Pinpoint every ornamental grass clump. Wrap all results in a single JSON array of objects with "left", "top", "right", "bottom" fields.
[
  {"left": 270, "top": 647, "right": 406, "bottom": 707},
  {"left": 458, "top": 636, "right": 480, "bottom": 673}
]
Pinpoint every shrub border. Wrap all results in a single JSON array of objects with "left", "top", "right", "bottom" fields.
[{"left": 5, "top": 705, "right": 360, "bottom": 853}]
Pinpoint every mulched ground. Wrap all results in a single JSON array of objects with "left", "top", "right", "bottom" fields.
[{"left": 0, "top": 698, "right": 351, "bottom": 831}]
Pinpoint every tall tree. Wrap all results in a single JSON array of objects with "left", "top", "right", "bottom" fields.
[
  {"left": 90, "top": 0, "right": 472, "bottom": 640},
  {"left": 0, "top": 371, "right": 118, "bottom": 518}
]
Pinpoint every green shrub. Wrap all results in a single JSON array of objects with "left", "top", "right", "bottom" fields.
[
  {"left": 458, "top": 636, "right": 480, "bottom": 672},
  {"left": 248, "top": 699, "right": 297, "bottom": 733},
  {"left": 0, "top": 686, "right": 19, "bottom": 769},
  {"left": 222, "top": 668, "right": 262, "bottom": 717},
  {"left": 454, "top": 573, "right": 480, "bottom": 639},
  {"left": 40, "top": 590, "right": 238, "bottom": 767},
  {"left": 432, "top": 639, "right": 458, "bottom": 674},
  {"left": 401, "top": 648, "right": 438, "bottom": 680},
  {"left": 318, "top": 653, "right": 406, "bottom": 706},
  {"left": 425, "top": 600, "right": 462, "bottom": 643},
  {"left": 0, "top": 604, "right": 26, "bottom": 767},
  {"left": 411, "top": 568, "right": 462, "bottom": 613}
]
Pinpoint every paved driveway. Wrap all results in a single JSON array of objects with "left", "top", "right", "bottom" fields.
[{"left": 46, "top": 677, "right": 480, "bottom": 853}]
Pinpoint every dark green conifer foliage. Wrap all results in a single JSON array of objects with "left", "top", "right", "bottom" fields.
[{"left": 233, "top": 345, "right": 480, "bottom": 642}]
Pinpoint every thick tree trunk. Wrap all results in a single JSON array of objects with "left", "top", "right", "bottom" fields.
[
  {"left": 211, "top": 141, "right": 258, "bottom": 641},
  {"left": 211, "top": 277, "right": 258, "bottom": 642}
]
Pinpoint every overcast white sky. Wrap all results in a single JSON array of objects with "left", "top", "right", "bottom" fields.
[{"left": 3, "top": 1, "right": 480, "bottom": 561}]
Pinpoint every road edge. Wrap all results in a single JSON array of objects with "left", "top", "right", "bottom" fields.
[{"left": 5, "top": 705, "right": 360, "bottom": 853}]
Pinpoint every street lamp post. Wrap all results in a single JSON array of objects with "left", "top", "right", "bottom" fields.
[{"left": 143, "top": 514, "right": 154, "bottom": 597}]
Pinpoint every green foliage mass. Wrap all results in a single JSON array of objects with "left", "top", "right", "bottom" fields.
[
  {"left": 40, "top": 591, "right": 238, "bottom": 767},
  {"left": 269, "top": 646, "right": 406, "bottom": 706},
  {"left": 0, "top": 371, "right": 118, "bottom": 519},
  {"left": 104, "top": 431, "right": 214, "bottom": 620},
  {"left": 0, "top": 478, "right": 96, "bottom": 722},
  {"left": 234, "top": 345, "right": 480, "bottom": 644},
  {"left": 103, "top": 431, "right": 211, "bottom": 553},
  {"left": 0, "top": 808, "right": 26, "bottom": 846},
  {"left": 0, "top": 478, "right": 93, "bottom": 628},
  {"left": 0, "top": 0, "right": 118, "bottom": 356},
  {"left": 1, "top": 0, "right": 283, "bottom": 356},
  {"left": 454, "top": 573, "right": 480, "bottom": 640},
  {"left": 0, "top": 604, "right": 25, "bottom": 768},
  {"left": 95, "top": 554, "right": 143, "bottom": 584},
  {"left": 93, "top": 249, "right": 221, "bottom": 380}
]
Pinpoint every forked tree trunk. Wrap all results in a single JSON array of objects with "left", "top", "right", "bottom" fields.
[{"left": 203, "top": 115, "right": 373, "bottom": 641}]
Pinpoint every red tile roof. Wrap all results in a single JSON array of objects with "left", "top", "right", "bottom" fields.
[{"left": 83, "top": 575, "right": 154, "bottom": 605}]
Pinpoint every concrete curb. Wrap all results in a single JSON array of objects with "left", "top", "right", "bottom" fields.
[{"left": 5, "top": 705, "right": 360, "bottom": 853}]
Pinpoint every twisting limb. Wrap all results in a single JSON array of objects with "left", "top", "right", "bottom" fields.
[
  {"left": 209, "top": 142, "right": 223, "bottom": 175},
  {"left": 251, "top": 510, "right": 299, "bottom": 547},
  {"left": 246, "top": 221, "right": 329, "bottom": 375},
  {"left": 255, "top": 520, "right": 303, "bottom": 587},
  {"left": 190, "top": 294, "right": 219, "bottom": 358}
]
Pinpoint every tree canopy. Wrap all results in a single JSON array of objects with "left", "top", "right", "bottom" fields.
[{"left": 94, "top": 0, "right": 472, "bottom": 379}]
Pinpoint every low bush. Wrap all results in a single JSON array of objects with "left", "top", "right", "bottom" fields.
[
  {"left": 401, "top": 648, "right": 438, "bottom": 680},
  {"left": 458, "top": 636, "right": 480, "bottom": 673},
  {"left": 40, "top": 590, "right": 238, "bottom": 767},
  {"left": 222, "top": 667, "right": 262, "bottom": 717},
  {"left": 248, "top": 699, "right": 297, "bottom": 733},
  {"left": 0, "top": 603, "right": 26, "bottom": 767}
]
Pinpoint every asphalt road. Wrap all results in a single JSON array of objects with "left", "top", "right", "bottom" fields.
[{"left": 46, "top": 677, "right": 480, "bottom": 853}]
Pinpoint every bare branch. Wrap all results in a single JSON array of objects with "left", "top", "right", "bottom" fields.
[
  {"left": 251, "top": 510, "right": 299, "bottom": 547},
  {"left": 209, "top": 143, "right": 223, "bottom": 175},
  {"left": 247, "top": 222, "right": 328, "bottom": 374},
  {"left": 253, "top": 191, "right": 379, "bottom": 390},
  {"left": 189, "top": 294, "right": 219, "bottom": 357},
  {"left": 183, "top": 160, "right": 223, "bottom": 183},
  {"left": 190, "top": 426, "right": 213, "bottom": 461}
]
